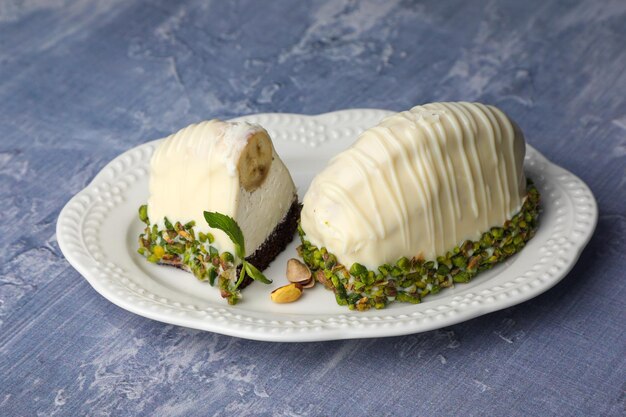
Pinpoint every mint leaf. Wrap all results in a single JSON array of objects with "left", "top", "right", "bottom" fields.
[
  {"left": 204, "top": 211, "right": 272, "bottom": 291},
  {"left": 244, "top": 262, "right": 272, "bottom": 284},
  {"left": 203, "top": 211, "right": 245, "bottom": 259}
]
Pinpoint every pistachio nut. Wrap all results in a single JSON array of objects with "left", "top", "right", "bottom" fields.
[
  {"left": 286, "top": 258, "right": 312, "bottom": 284},
  {"left": 270, "top": 283, "right": 303, "bottom": 303}
]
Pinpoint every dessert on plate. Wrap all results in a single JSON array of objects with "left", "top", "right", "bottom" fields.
[
  {"left": 137, "top": 119, "right": 300, "bottom": 304},
  {"left": 298, "top": 102, "right": 540, "bottom": 310}
]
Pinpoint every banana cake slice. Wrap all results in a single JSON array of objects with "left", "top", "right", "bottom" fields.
[
  {"left": 137, "top": 120, "right": 300, "bottom": 303},
  {"left": 298, "top": 102, "right": 540, "bottom": 310}
]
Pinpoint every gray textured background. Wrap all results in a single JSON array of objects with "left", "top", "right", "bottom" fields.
[{"left": 1, "top": 0, "right": 625, "bottom": 416}]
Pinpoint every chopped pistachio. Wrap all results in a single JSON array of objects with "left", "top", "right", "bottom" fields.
[
  {"left": 220, "top": 252, "right": 234, "bottom": 263},
  {"left": 178, "top": 229, "right": 193, "bottom": 241},
  {"left": 167, "top": 243, "right": 185, "bottom": 254},
  {"left": 152, "top": 245, "right": 165, "bottom": 259},
  {"left": 491, "top": 227, "right": 504, "bottom": 239},
  {"left": 452, "top": 255, "right": 467, "bottom": 268},
  {"left": 396, "top": 257, "right": 410, "bottom": 271},
  {"left": 437, "top": 264, "right": 450, "bottom": 275},
  {"left": 390, "top": 266, "right": 404, "bottom": 277},
  {"left": 138, "top": 205, "right": 149, "bottom": 224},
  {"left": 350, "top": 263, "right": 367, "bottom": 276},
  {"left": 396, "top": 293, "right": 421, "bottom": 304},
  {"left": 324, "top": 253, "right": 337, "bottom": 269},
  {"left": 467, "top": 256, "right": 481, "bottom": 271},
  {"left": 378, "top": 264, "right": 391, "bottom": 276}
]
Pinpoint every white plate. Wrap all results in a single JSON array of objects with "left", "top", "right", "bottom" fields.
[{"left": 57, "top": 109, "right": 597, "bottom": 342}]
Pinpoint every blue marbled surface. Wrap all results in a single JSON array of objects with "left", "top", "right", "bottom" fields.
[{"left": 1, "top": 0, "right": 625, "bottom": 415}]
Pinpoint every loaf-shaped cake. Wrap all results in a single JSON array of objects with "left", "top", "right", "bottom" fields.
[{"left": 298, "top": 102, "right": 540, "bottom": 310}]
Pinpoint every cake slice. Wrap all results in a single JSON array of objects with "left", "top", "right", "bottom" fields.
[
  {"left": 137, "top": 119, "right": 300, "bottom": 304},
  {"left": 298, "top": 102, "right": 540, "bottom": 310}
]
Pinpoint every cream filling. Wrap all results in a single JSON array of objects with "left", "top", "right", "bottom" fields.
[
  {"left": 300, "top": 102, "right": 526, "bottom": 270},
  {"left": 147, "top": 119, "right": 297, "bottom": 258}
]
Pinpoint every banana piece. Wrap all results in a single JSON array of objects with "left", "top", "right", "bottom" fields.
[{"left": 238, "top": 130, "right": 273, "bottom": 191}]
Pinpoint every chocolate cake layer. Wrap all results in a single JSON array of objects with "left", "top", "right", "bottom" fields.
[{"left": 237, "top": 197, "right": 302, "bottom": 289}]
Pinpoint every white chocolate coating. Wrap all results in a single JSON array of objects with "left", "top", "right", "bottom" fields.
[
  {"left": 147, "top": 120, "right": 297, "bottom": 257},
  {"left": 300, "top": 102, "right": 526, "bottom": 269}
]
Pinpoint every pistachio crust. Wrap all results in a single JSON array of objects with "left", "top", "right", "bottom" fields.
[
  {"left": 137, "top": 197, "right": 301, "bottom": 304},
  {"left": 297, "top": 182, "right": 540, "bottom": 311},
  {"left": 137, "top": 215, "right": 239, "bottom": 298}
]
